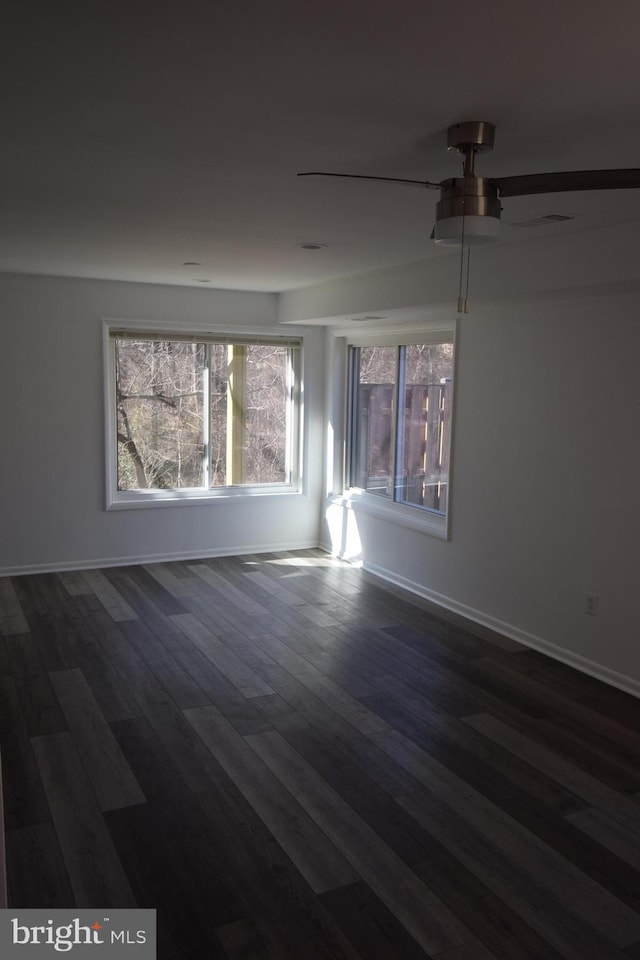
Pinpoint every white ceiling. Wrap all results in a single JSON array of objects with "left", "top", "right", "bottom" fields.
[{"left": 2, "top": 0, "right": 640, "bottom": 292}]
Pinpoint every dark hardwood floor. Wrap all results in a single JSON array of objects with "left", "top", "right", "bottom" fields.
[{"left": 1, "top": 549, "right": 640, "bottom": 959}]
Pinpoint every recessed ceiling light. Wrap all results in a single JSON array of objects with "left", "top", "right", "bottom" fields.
[
  {"left": 298, "top": 242, "right": 327, "bottom": 250},
  {"left": 183, "top": 261, "right": 201, "bottom": 266},
  {"left": 192, "top": 278, "right": 210, "bottom": 283}
]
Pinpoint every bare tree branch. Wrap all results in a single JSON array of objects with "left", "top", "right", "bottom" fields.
[{"left": 117, "top": 407, "right": 148, "bottom": 488}]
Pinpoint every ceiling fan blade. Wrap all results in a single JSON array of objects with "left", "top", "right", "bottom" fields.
[
  {"left": 297, "top": 171, "right": 440, "bottom": 190},
  {"left": 494, "top": 169, "right": 640, "bottom": 198}
]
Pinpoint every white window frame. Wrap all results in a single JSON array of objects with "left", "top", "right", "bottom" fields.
[
  {"left": 103, "top": 320, "right": 304, "bottom": 510},
  {"left": 329, "top": 322, "right": 457, "bottom": 541}
]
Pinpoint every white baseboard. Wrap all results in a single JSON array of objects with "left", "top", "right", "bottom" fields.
[
  {"left": 363, "top": 560, "right": 640, "bottom": 701},
  {"left": 318, "top": 536, "right": 335, "bottom": 556},
  {"left": 0, "top": 540, "right": 321, "bottom": 577}
]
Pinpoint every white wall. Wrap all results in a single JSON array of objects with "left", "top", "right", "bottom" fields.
[
  {"left": 280, "top": 221, "right": 640, "bottom": 692},
  {"left": 0, "top": 273, "right": 325, "bottom": 573},
  {"left": 3, "top": 219, "right": 640, "bottom": 692},
  {"left": 278, "top": 218, "right": 640, "bottom": 323}
]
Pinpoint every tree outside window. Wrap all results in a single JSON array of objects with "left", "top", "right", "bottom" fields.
[{"left": 113, "top": 335, "right": 298, "bottom": 493}]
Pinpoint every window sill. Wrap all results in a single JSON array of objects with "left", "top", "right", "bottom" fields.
[
  {"left": 107, "top": 485, "right": 303, "bottom": 511},
  {"left": 328, "top": 490, "right": 449, "bottom": 540}
]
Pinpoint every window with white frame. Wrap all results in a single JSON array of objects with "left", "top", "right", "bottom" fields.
[
  {"left": 105, "top": 328, "right": 302, "bottom": 506},
  {"left": 346, "top": 332, "right": 455, "bottom": 527}
]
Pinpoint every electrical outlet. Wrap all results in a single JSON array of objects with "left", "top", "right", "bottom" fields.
[{"left": 585, "top": 592, "right": 599, "bottom": 616}]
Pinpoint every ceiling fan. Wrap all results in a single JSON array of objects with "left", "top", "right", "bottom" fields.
[
  {"left": 298, "top": 121, "right": 640, "bottom": 310},
  {"left": 299, "top": 121, "right": 640, "bottom": 244}
]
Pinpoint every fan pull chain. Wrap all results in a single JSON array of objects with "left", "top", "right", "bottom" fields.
[
  {"left": 464, "top": 243, "right": 471, "bottom": 313},
  {"left": 457, "top": 245, "right": 470, "bottom": 313},
  {"left": 457, "top": 212, "right": 466, "bottom": 314},
  {"left": 455, "top": 202, "right": 473, "bottom": 313}
]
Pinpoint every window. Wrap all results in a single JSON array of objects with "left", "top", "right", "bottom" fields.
[
  {"left": 347, "top": 334, "right": 454, "bottom": 527},
  {"left": 105, "top": 328, "right": 302, "bottom": 507}
]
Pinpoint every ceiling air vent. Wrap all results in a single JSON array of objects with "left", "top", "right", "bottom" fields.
[{"left": 508, "top": 213, "right": 575, "bottom": 228}]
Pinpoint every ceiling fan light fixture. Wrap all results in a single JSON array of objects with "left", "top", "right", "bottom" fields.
[
  {"left": 433, "top": 214, "right": 501, "bottom": 246},
  {"left": 434, "top": 174, "right": 501, "bottom": 246}
]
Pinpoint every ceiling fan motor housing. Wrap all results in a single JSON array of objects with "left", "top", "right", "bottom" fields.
[{"left": 434, "top": 176, "right": 501, "bottom": 245}]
